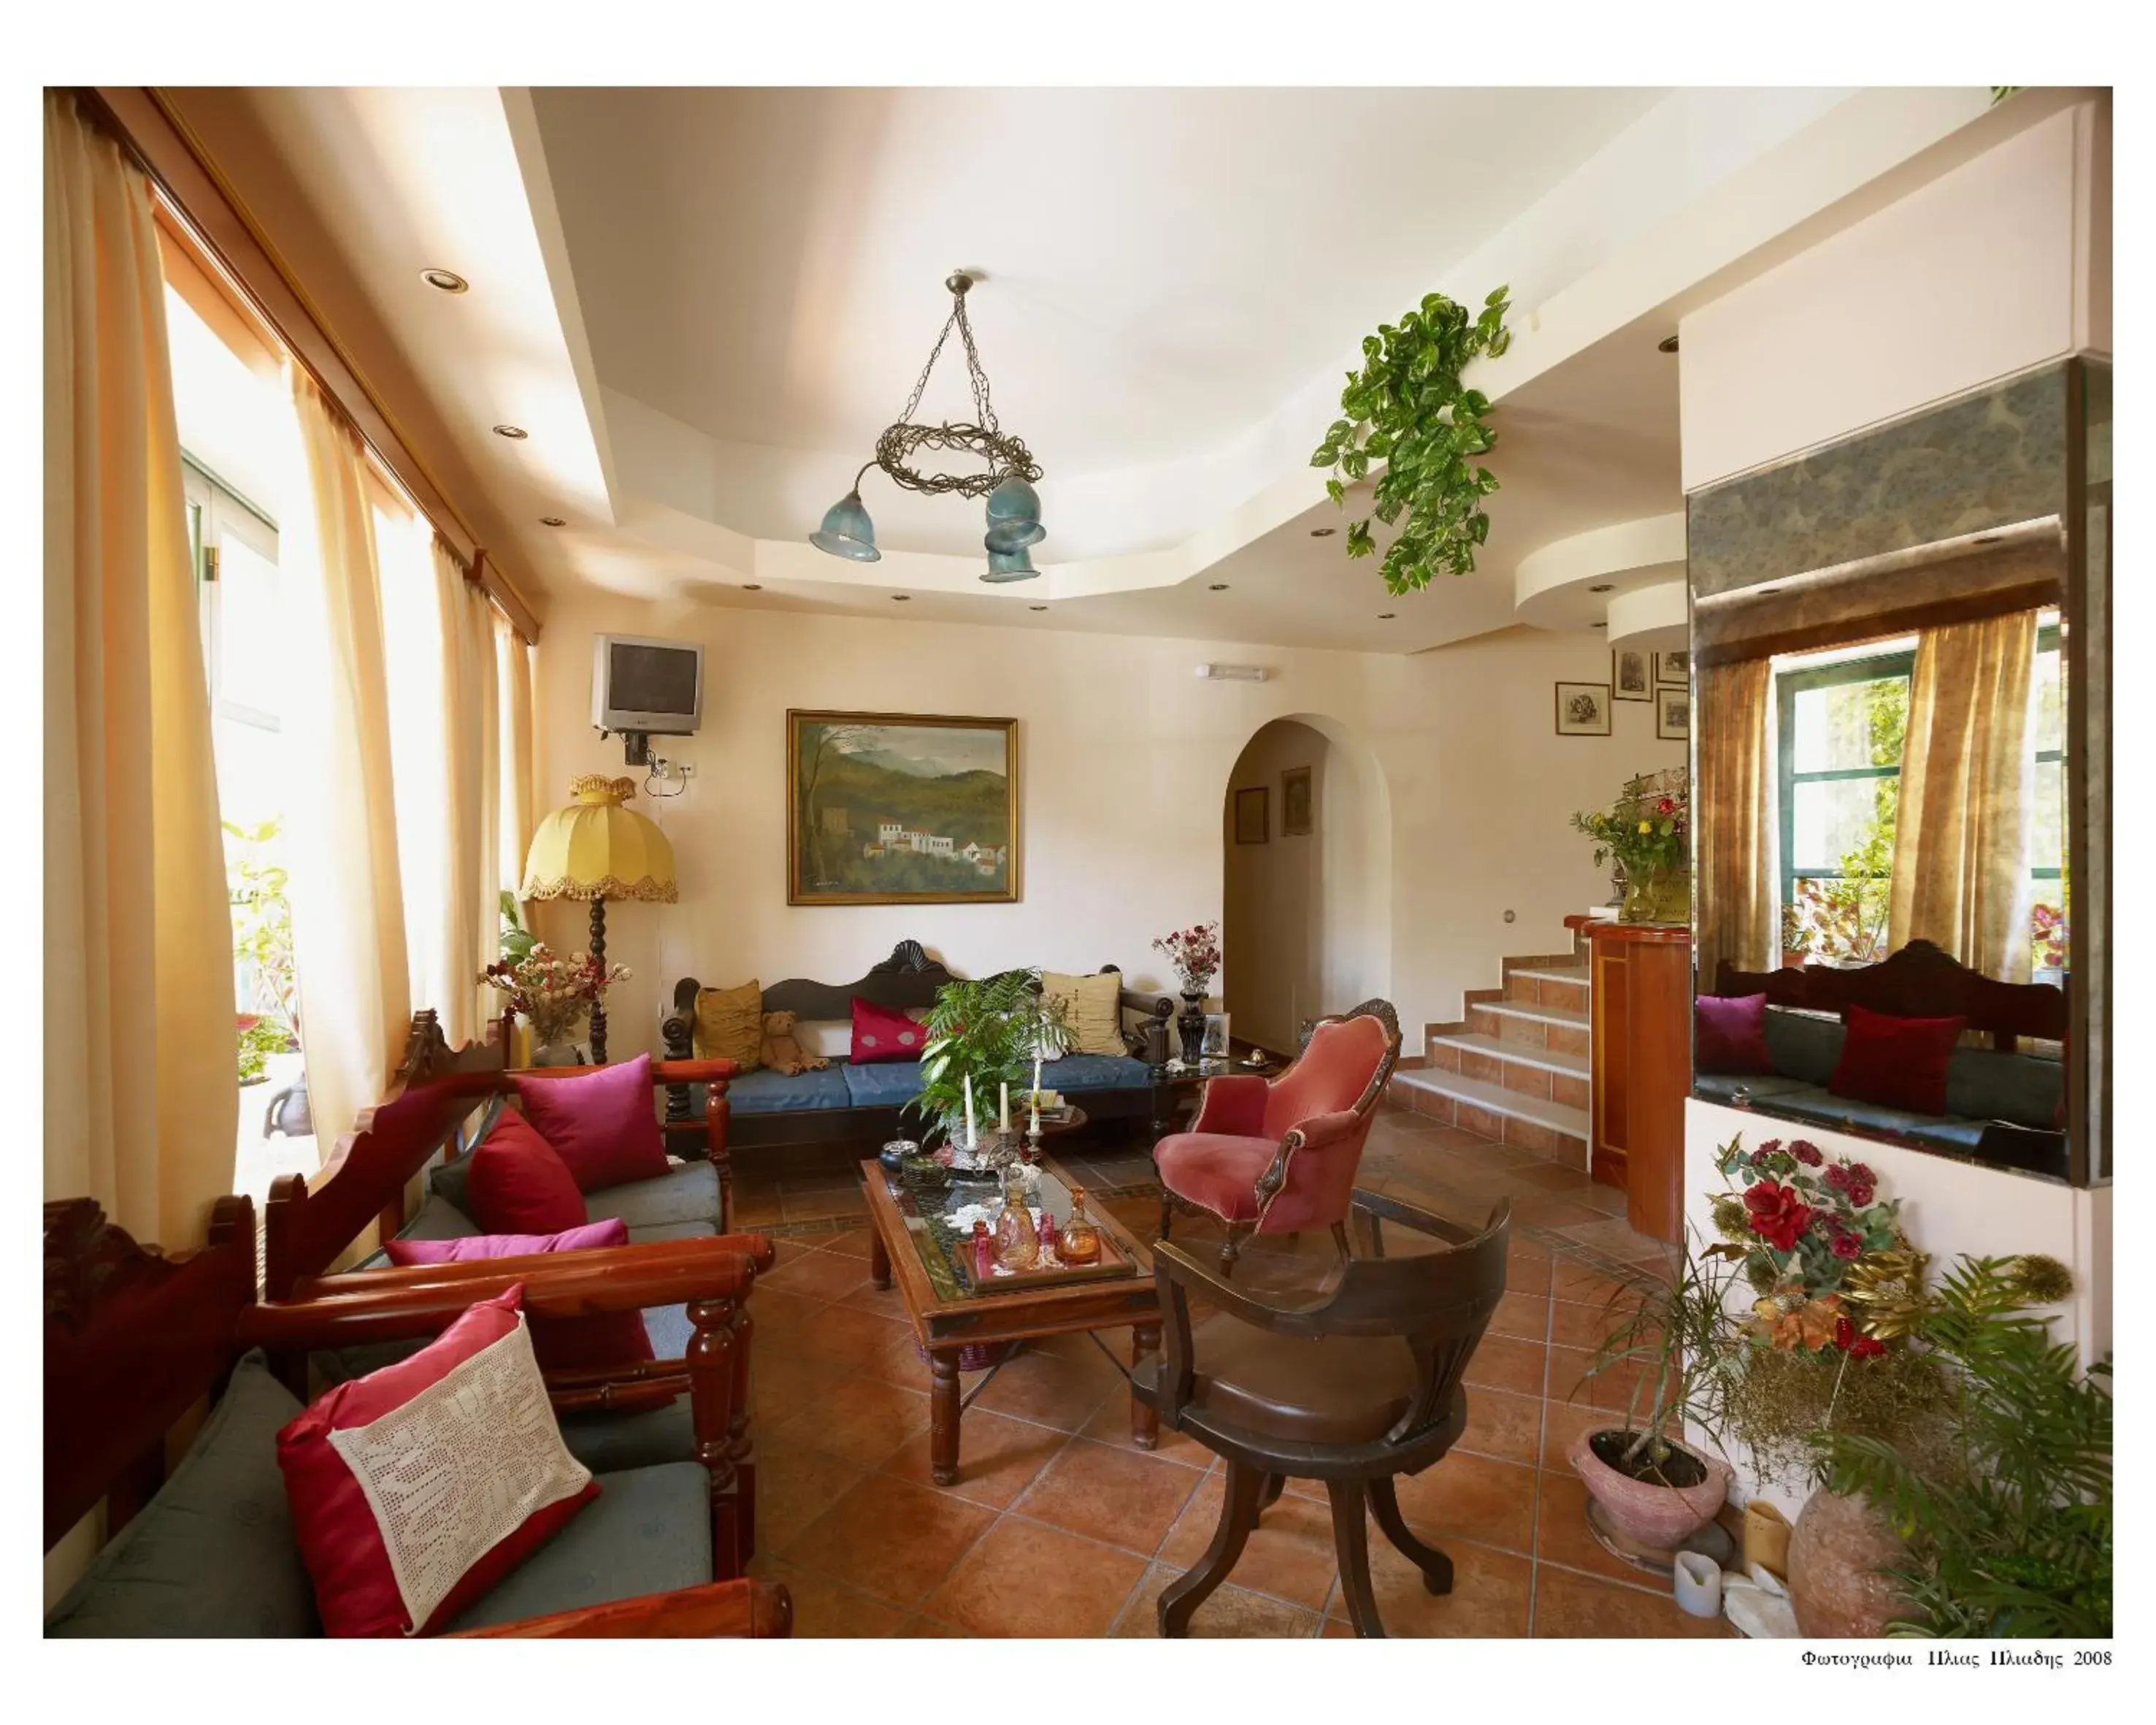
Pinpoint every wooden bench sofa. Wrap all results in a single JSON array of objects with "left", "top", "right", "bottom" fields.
[
  {"left": 44, "top": 1195, "right": 789, "bottom": 1637},
  {"left": 660, "top": 938, "right": 1177, "bottom": 1156}
]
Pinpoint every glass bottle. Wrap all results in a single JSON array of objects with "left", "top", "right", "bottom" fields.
[
  {"left": 970, "top": 1219, "right": 997, "bottom": 1286},
  {"left": 994, "top": 1166, "right": 1039, "bottom": 1271},
  {"left": 1059, "top": 1187, "right": 1101, "bottom": 1266},
  {"left": 1037, "top": 1207, "right": 1060, "bottom": 1263}
]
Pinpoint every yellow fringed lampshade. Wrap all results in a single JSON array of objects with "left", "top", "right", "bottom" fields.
[{"left": 521, "top": 773, "right": 678, "bottom": 903}]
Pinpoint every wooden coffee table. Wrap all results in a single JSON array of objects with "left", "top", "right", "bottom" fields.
[{"left": 860, "top": 1155, "right": 1161, "bottom": 1486}]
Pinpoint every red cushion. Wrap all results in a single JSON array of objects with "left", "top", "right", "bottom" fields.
[
  {"left": 850, "top": 995, "right": 929, "bottom": 1064},
  {"left": 1154, "top": 1132, "right": 1277, "bottom": 1223},
  {"left": 464, "top": 1112, "right": 589, "bottom": 1234},
  {"left": 1262, "top": 1014, "right": 1389, "bottom": 1139},
  {"left": 276, "top": 1286, "right": 599, "bottom": 1637},
  {"left": 1696, "top": 992, "right": 1773, "bottom": 1076},
  {"left": 382, "top": 1218, "right": 653, "bottom": 1373},
  {"left": 1830, "top": 1003, "right": 1966, "bottom": 1116},
  {"left": 513, "top": 1053, "right": 669, "bottom": 1192}
]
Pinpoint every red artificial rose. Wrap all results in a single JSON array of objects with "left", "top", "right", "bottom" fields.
[
  {"left": 1792, "top": 1141, "right": 1823, "bottom": 1166},
  {"left": 1834, "top": 1316, "right": 1854, "bottom": 1350},
  {"left": 1849, "top": 1162, "right": 1876, "bottom": 1185},
  {"left": 1830, "top": 1231, "right": 1862, "bottom": 1261},
  {"left": 1743, "top": 1181, "right": 1812, "bottom": 1253},
  {"left": 1758, "top": 1139, "right": 1783, "bottom": 1157},
  {"left": 1846, "top": 1182, "right": 1876, "bottom": 1208},
  {"left": 1849, "top": 1336, "right": 1887, "bottom": 1359},
  {"left": 1823, "top": 1163, "right": 1851, "bottom": 1191}
]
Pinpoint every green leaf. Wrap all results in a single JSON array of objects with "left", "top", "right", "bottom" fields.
[{"left": 1324, "top": 477, "right": 1345, "bottom": 505}]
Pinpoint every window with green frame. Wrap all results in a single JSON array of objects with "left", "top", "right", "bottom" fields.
[{"left": 1776, "top": 624, "right": 2063, "bottom": 968}]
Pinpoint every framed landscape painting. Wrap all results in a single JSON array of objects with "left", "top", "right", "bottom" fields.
[{"left": 788, "top": 711, "right": 1019, "bottom": 905}]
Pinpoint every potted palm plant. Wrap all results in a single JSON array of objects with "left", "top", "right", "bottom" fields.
[{"left": 908, "top": 971, "right": 1070, "bottom": 1151}]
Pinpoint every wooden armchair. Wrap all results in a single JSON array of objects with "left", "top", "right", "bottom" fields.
[
  {"left": 44, "top": 1196, "right": 790, "bottom": 1637},
  {"left": 1132, "top": 1189, "right": 1510, "bottom": 1637}
]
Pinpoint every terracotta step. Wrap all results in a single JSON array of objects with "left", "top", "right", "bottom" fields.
[
  {"left": 1425, "top": 1030, "right": 1588, "bottom": 1081},
  {"left": 1388, "top": 1068, "right": 1589, "bottom": 1164}
]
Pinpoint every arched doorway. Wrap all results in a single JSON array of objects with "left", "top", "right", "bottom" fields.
[{"left": 1221, "top": 714, "right": 1392, "bottom": 1058}]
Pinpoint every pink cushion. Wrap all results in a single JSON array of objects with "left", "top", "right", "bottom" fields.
[
  {"left": 1696, "top": 992, "right": 1773, "bottom": 1076},
  {"left": 1262, "top": 1014, "right": 1389, "bottom": 1138},
  {"left": 513, "top": 1053, "right": 670, "bottom": 1193},
  {"left": 1830, "top": 1003, "right": 1965, "bottom": 1116},
  {"left": 1154, "top": 1133, "right": 1276, "bottom": 1223},
  {"left": 277, "top": 1286, "right": 599, "bottom": 1636},
  {"left": 851, "top": 995, "right": 928, "bottom": 1064},
  {"left": 383, "top": 1219, "right": 628, "bottom": 1266},
  {"left": 464, "top": 1112, "right": 589, "bottom": 1234}
]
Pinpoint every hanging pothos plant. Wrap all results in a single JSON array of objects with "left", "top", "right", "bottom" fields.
[{"left": 1310, "top": 286, "right": 1512, "bottom": 594}]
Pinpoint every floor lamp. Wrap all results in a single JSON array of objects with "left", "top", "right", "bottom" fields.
[{"left": 521, "top": 773, "right": 678, "bottom": 1064}]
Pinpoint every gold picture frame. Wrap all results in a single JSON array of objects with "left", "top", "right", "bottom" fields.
[{"left": 788, "top": 710, "right": 1020, "bottom": 905}]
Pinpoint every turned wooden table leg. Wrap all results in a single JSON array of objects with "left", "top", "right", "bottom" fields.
[
  {"left": 1130, "top": 1322, "right": 1162, "bottom": 1450},
  {"left": 870, "top": 1228, "right": 891, "bottom": 1291},
  {"left": 929, "top": 1348, "right": 962, "bottom": 1485}
]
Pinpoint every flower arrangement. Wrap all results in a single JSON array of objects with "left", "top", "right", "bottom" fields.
[
  {"left": 478, "top": 944, "right": 630, "bottom": 1048},
  {"left": 1570, "top": 768, "right": 1688, "bottom": 881},
  {"left": 2030, "top": 900, "right": 2068, "bottom": 970},
  {"left": 1707, "top": 1135, "right": 1900, "bottom": 1320},
  {"left": 1152, "top": 922, "right": 1222, "bottom": 996}
]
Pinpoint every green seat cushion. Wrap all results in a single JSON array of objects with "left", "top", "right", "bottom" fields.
[
  {"left": 558, "top": 1400, "right": 695, "bottom": 1475},
  {"left": 45, "top": 1352, "right": 321, "bottom": 1638},
  {"left": 444, "top": 1462, "right": 713, "bottom": 1632},
  {"left": 585, "top": 1160, "right": 722, "bottom": 1233}
]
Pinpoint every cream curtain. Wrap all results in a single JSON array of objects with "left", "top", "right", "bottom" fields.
[
  {"left": 1695, "top": 657, "right": 1779, "bottom": 988},
  {"left": 1888, "top": 611, "right": 2037, "bottom": 981},
  {"left": 284, "top": 372, "right": 410, "bottom": 1152},
  {"left": 43, "top": 93, "right": 238, "bottom": 1246},
  {"left": 498, "top": 619, "right": 537, "bottom": 904},
  {"left": 432, "top": 535, "right": 498, "bottom": 1044}
]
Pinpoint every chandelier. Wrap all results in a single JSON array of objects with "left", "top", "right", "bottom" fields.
[{"left": 810, "top": 270, "right": 1046, "bottom": 583}]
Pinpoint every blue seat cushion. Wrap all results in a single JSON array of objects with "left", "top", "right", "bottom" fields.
[
  {"left": 586, "top": 1160, "right": 721, "bottom": 1232},
  {"left": 444, "top": 1462, "right": 713, "bottom": 1632},
  {"left": 1754, "top": 1084, "right": 1990, "bottom": 1155},
  {"left": 1944, "top": 1045, "right": 2063, "bottom": 1130},
  {"left": 1043, "top": 1053, "right": 1153, "bottom": 1093},
  {"left": 558, "top": 1400, "right": 695, "bottom": 1475},
  {"left": 1762, "top": 1008, "right": 1844, "bottom": 1086},
  {"left": 45, "top": 1352, "right": 321, "bottom": 1637},
  {"left": 726, "top": 1064, "right": 853, "bottom": 1114},
  {"left": 840, "top": 1058, "right": 927, "bottom": 1107},
  {"left": 1693, "top": 1072, "right": 1817, "bottom": 1106}
]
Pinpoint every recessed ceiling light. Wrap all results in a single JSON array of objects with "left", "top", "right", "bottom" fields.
[
  {"left": 1589, "top": 583, "right": 1615, "bottom": 594},
  {"left": 421, "top": 267, "right": 469, "bottom": 294},
  {"left": 1311, "top": 527, "right": 1337, "bottom": 538},
  {"left": 1657, "top": 333, "right": 1680, "bottom": 354},
  {"left": 1378, "top": 612, "right": 1396, "bottom": 619},
  {"left": 492, "top": 424, "right": 528, "bottom": 440},
  {"left": 893, "top": 594, "right": 910, "bottom": 602},
  {"left": 1208, "top": 584, "right": 1229, "bottom": 592},
  {"left": 1591, "top": 621, "right": 1607, "bottom": 629},
  {"left": 1757, "top": 586, "right": 1782, "bottom": 597},
  {"left": 1973, "top": 534, "right": 2001, "bottom": 546},
  {"left": 742, "top": 584, "right": 762, "bottom": 592},
  {"left": 539, "top": 516, "right": 566, "bottom": 527},
  {"left": 1029, "top": 605, "right": 1048, "bottom": 612}
]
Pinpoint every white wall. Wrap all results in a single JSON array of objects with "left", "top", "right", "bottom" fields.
[
  {"left": 1679, "top": 100, "right": 2110, "bottom": 492},
  {"left": 529, "top": 593, "right": 1681, "bottom": 1057}
]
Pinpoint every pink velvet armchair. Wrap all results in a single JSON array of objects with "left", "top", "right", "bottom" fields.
[{"left": 1153, "top": 1001, "right": 1402, "bottom": 1269}]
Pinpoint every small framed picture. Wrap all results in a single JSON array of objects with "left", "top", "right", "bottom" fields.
[
  {"left": 1202, "top": 1011, "right": 1232, "bottom": 1059},
  {"left": 1612, "top": 649, "right": 1651, "bottom": 701},
  {"left": 1281, "top": 765, "right": 1313, "bottom": 835},
  {"left": 1656, "top": 649, "right": 1689, "bottom": 685},
  {"left": 1657, "top": 686, "right": 1691, "bottom": 741},
  {"left": 1554, "top": 681, "right": 1612, "bottom": 737},
  {"left": 1233, "top": 785, "right": 1269, "bottom": 844}
]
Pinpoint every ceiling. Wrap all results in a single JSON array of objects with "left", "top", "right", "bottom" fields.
[{"left": 154, "top": 85, "right": 2000, "bottom": 657}]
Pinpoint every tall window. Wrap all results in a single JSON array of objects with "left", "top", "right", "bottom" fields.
[{"left": 1776, "top": 622, "right": 2063, "bottom": 969}]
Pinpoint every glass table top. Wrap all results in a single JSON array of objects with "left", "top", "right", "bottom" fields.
[{"left": 877, "top": 1157, "right": 1144, "bottom": 1303}]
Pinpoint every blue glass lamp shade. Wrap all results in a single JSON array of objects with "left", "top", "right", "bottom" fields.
[
  {"left": 810, "top": 490, "right": 881, "bottom": 561},
  {"left": 980, "top": 546, "right": 1040, "bottom": 584},
  {"left": 983, "top": 475, "right": 1046, "bottom": 553}
]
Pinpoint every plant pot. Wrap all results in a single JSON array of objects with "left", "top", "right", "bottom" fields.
[
  {"left": 1787, "top": 1488, "right": 1913, "bottom": 1638},
  {"left": 1570, "top": 1426, "right": 1732, "bottom": 1550},
  {"left": 532, "top": 1041, "right": 589, "bottom": 1068}
]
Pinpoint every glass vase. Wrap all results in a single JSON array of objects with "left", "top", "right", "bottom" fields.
[
  {"left": 994, "top": 1167, "right": 1039, "bottom": 1271},
  {"left": 1059, "top": 1187, "right": 1101, "bottom": 1266}
]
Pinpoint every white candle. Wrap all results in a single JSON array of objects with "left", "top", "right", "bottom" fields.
[
  {"left": 1033, "top": 1054, "right": 1043, "bottom": 1096},
  {"left": 1000, "top": 1081, "right": 1010, "bottom": 1131},
  {"left": 964, "top": 1076, "right": 975, "bottom": 1147},
  {"left": 1030, "top": 1100, "right": 1040, "bottom": 1136}
]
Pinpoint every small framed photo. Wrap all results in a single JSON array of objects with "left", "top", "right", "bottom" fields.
[
  {"left": 1612, "top": 648, "right": 1651, "bottom": 701},
  {"left": 1233, "top": 785, "right": 1269, "bottom": 844},
  {"left": 1657, "top": 686, "right": 1691, "bottom": 741},
  {"left": 1554, "top": 682, "right": 1612, "bottom": 737},
  {"left": 1656, "top": 649, "right": 1689, "bottom": 685},
  {"left": 1202, "top": 1011, "right": 1232, "bottom": 1059},
  {"left": 1281, "top": 765, "right": 1313, "bottom": 835}
]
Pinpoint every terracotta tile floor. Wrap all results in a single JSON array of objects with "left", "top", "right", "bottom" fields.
[{"left": 732, "top": 1107, "right": 1722, "bottom": 1637}]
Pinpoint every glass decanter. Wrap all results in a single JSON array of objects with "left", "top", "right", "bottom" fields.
[
  {"left": 1059, "top": 1186, "right": 1102, "bottom": 1266},
  {"left": 993, "top": 1166, "right": 1040, "bottom": 1271},
  {"left": 970, "top": 1219, "right": 997, "bottom": 1286}
]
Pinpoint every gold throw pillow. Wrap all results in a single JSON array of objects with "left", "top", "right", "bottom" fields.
[
  {"left": 694, "top": 979, "right": 764, "bottom": 1071},
  {"left": 1040, "top": 969, "right": 1125, "bottom": 1060}
]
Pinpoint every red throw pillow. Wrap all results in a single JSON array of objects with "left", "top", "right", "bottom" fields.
[
  {"left": 464, "top": 1112, "right": 588, "bottom": 1234},
  {"left": 851, "top": 995, "right": 929, "bottom": 1065},
  {"left": 384, "top": 1219, "right": 655, "bottom": 1376},
  {"left": 1696, "top": 992, "right": 1773, "bottom": 1076},
  {"left": 277, "top": 1285, "right": 599, "bottom": 1637},
  {"left": 1830, "top": 1003, "right": 1967, "bottom": 1116},
  {"left": 513, "top": 1052, "right": 670, "bottom": 1193}
]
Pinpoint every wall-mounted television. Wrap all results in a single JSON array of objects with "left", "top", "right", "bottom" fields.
[{"left": 591, "top": 634, "right": 704, "bottom": 736}]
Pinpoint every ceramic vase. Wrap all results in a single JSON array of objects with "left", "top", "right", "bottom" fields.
[
  {"left": 1177, "top": 992, "right": 1208, "bottom": 1065},
  {"left": 1787, "top": 1488, "right": 1913, "bottom": 1638}
]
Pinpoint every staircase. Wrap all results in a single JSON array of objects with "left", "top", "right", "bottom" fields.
[{"left": 1389, "top": 930, "right": 1593, "bottom": 1166}]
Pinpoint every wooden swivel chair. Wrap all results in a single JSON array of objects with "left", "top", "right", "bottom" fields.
[{"left": 1133, "top": 1189, "right": 1510, "bottom": 1637}]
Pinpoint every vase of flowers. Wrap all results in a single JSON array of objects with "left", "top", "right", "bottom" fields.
[
  {"left": 479, "top": 944, "right": 630, "bottom": 1066},
  {"left": 1153, "top": 922, "right": 1221, "bottom": 1065},
  {"left": 1572, "top": 768, "right": 1689, "bottom": 925}
]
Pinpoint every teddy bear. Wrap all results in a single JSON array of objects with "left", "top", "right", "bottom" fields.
[{"left": 759, "top": 1010, "right": 829, "bottom": 1076}]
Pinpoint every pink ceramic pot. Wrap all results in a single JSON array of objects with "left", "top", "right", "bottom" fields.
[{"left": 1570, "top": 1426, "right": 1733, "bottom": 1550}]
